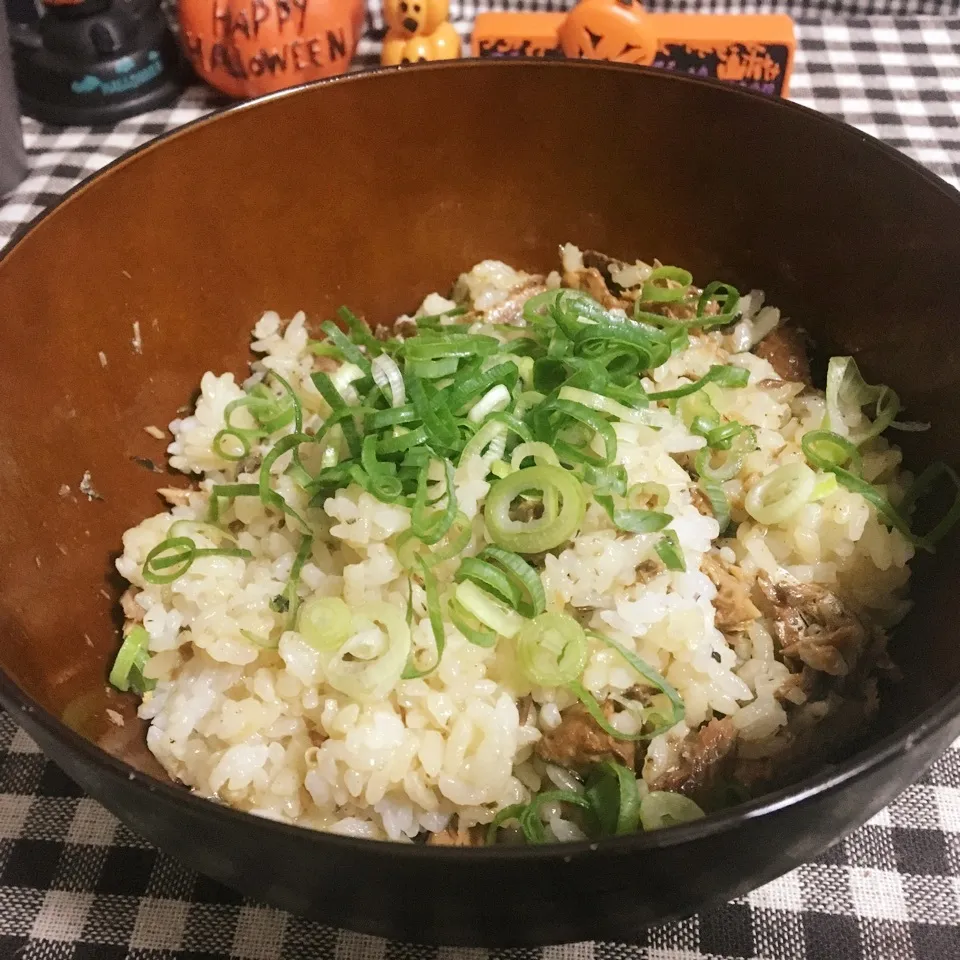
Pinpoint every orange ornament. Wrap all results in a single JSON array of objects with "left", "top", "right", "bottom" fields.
[
  {"left": 557, "top": 0, "right": 655, "bottom": 66},
  {"left": 180, "top": 0, "right": 365, "bottom": 98}
]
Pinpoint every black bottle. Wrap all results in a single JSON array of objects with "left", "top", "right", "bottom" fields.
[{"left": 11, "top": 0, "right": 186, "bottom": 125}]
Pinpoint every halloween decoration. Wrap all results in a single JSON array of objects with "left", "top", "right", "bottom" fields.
[
  {"left": 381, "top": 0, "right": 460, "bottom": 65},
  {"left": 179, "top": 0, "right": 365, "bottom": 98},
  {"left": 9, "top": 0, "right": 185, "bottom": 124},
  {"left": 471, "top": 1, "right": 795, "bottom": 97},
  {"left": 559, "top": 0, "right": 655, "bottom": 65}
]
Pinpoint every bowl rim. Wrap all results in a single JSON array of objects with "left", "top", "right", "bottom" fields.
[{"left": 3, "top": 57, "right": 960, "bottom": 862}]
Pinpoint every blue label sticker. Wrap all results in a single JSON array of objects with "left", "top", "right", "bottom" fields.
[
  {"left": 71, "top": 75, "right": 100, "bottom": 94},
  {"left": 70, "top": 54, "right": 165, "bottom": 97}
]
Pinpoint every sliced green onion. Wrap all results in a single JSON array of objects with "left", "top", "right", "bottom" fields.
[
  {"left": 268, "top": 371, "right": 303, "bottom": 434},
  {"left": 486, "top": 411, "right": 533, "bottom": 444},
  {"left": 511, "top": 441, "right": 561, "bottom": 470},
  {"left": 693, "top": 281, "right": 741, "bottom": 329},
  {"left": 411, "top": 458, "right": 458, "bottom": 545},
  {"left": 595, "top": 495, "right": 672, "bottom": 535},
  {"left": 655, "top": 530, "right": 686, "bottom": 571},
  {"left": 802, "top": 430, "right": 917, "bottom": 543},
  {"left": 366, "top": 405, "right": 418, "bottom": 430},
  {"left": 536, "top": 398, "right": 618, "bottom": 467},
  {"left": 468, "top": 384, "right": 512, "bottom": 423},
  {"left": 583, "top": 464, "right": 628, "bottom": 498},
  {"left": 516, "top": 611, "right": 588, "bottom": 686},
  {"left": 207, "top": 483, "right": 260, "bottom": 524},
  {"left": 519, "top": 790, "right": 593, "bottom": 844},
  {"left": 214, "top": 377, "right": 298, "bottom": 460},
  {"left": 407, "top": 356, "right": 460, "bottom": 380},
  {"left": 403, "top": 333, "right": 499, "bottom": 362},
  {"left": 448, "top": 597, "right": 497, "bottom": 647},
  {"left": 479, "top": 546, "right": 546, "bottom": 616},
  {"left": 824, "top": 355, "right": 913, "bottom": 445},
  {"left": 395, "top": 512, "right": 472, "bottom": 571},
  {"left": 283, "top": 535, "right": 313, "bottom": 626},
  {"left": 311, "top": 371, "right": 362, "bottom": 458},
  {"left": 143, "top": 537, "right": 252, "bottom": 585},
  {"left": 698, "top": 477, "right": 731, "bottom": 534},
  {"left": 810, "top": 472, "right": 839, "bottom": 501},
  {"left": 109, "top": 625, "right": 154, "bottom": 694},
  {"left": 371, "top": 354, "right": 406, "bottom": 407},
  {"left": 324, "top": 602, "right": 410, "bottom": 703},
  {"left": 586, "top": 761, "right": 642, "bottom": 836},
  {"left": 695, "top": 426, "right": 757, "bottom": 482},
  {"left": 338, "top": 306, "right": 381, "bottom": 356},
  {"left": 575, "top": 323, "right": 665, "bottom": 372},
  {"left": 484, "top": 466, "right": 586, "bottom": 554},
  {"left": 745, "top": 462, "right": 816, "bottom": 525},
  {"left": 407, "top": 375, "right": 459, "bottom": 451},
  {"left": 445, "top": 361, "right": 519, "bottom": 414},
  {"left": 486, "top": 804, "right": 527, "bottom": 844},
  {"left": 648, "top": 365, "right": 749, "bottom": 401},
  {"left": 455, "top": 557, "right": 523, "bottom": 608},
  {"left": 640, "top": 791, "right": 705, "bottom": 831},
  {"left": 402, "top": 557, "right": 446, "bottom": 679},
  {"left": 319, "top": 320, "right": 371, "bottom": 377},
  {"left": 568, "top": 633, "right": 685, "bottom": 741},
  {"left": 212, "top": 427, "right": 255, "bottom": 461},
  {"left": 376, "top": 425, "right": 429, "bottom": 456},
  {"left": 706, "top": 421, "right": 749, "bottom": 450},
  {"left": 360, "top": 434, "right": 403, "bottom": 502},
  {"left": 414, "top": 305, "right": 467, "bottom": 327},
  {"left": 515, "top": 390, "right": 546, "bottom": 417},
  {"left": 627, "top": 482, "right": 670, "bottom": 511},
  {"left": 675, "top": 390, "right": 720, "bottom": 433},
  {"left": 459, "top": 420, "right": 507, "bottom": 466},
  {"left": 557, "top": 386, "right": 651, "bottom": 425},
  {"left": 802, "top": 429, "right": 863, "bottom": 473},
  {"left": 298, "top": 595, "right": 353, "bottom": 652},
  {"left": 453, "top": 580, "right": 524, "bottom": 639},
  {"left": 533, "top": 356, "right": 568, "bottom": 393},
  {"left": 257, "top": 432, "right": 312, "bottom": 531},
  {"left": 557, "top": 287, "right": 616, "bottom": 321},
  {"left": 640, "top": 266, "right": 693, "bottom": 303}
]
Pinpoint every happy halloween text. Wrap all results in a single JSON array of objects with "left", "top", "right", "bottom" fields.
[{"left": 182, "top": 0, "right": 348, "bottom": 80}]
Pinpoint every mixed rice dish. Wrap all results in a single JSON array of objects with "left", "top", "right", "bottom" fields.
[{"left": 111, "top": 244, "right": 958, "bottom": 845}]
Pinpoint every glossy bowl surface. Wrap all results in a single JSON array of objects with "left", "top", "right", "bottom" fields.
[{"left": 2, "top": 61, "right": 960, "bottom": 946}]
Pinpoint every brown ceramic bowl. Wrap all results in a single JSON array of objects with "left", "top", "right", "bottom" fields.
[{"left": 2, "top": 61, "right": 960, "bottom": 946}]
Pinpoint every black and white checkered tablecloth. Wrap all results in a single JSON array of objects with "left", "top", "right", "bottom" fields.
[{"left": 2, "top": 3, "right": 960, "bottom": 958}]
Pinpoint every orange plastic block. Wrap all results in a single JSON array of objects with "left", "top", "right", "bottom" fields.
[
  {"left": 471, "top": 6, "right": 795, "bottom": 97},
  {"left": 471, "top": 13, "right": 566, "bottom": 59}
]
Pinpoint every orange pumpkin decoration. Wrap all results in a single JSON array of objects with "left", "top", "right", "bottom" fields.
[
  {"left": 557, "top": 0, "right": 655, "bottom": 66},
  {"left": 179, "top": 0, "right": 366, "bottom": 98}
]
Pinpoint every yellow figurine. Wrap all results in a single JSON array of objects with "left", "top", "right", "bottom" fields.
[{"left": 381, "top": 0, "right": 461, "bottom": 65}]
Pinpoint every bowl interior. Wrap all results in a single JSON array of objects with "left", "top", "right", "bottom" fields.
[{"left": 2, "top": 61, "right": 960, "bottom": 784}]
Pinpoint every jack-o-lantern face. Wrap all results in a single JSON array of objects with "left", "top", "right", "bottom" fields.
[
  {"left": 558, "top": 0, "right": 655, "bottom": 66},
  {"left": 383, "top": 0, "right": 449, "bottom": 38},
  {"left": 179, "top": 0, "right": 364, "bottom": 99}
]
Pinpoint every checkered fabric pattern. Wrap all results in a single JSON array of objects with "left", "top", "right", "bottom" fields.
[
  {"left": 3, "top": 11, "right": 960, "bottom": 246},
  {"left": 3, "top": 6, "right": 960, "bottom": 959},
  {"left": 0, "top": 710, "right": 957, "bottom": 959}
]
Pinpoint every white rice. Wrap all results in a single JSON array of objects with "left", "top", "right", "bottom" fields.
[{"left": 117, "top": 248, "right": 915, "bottom": 841}]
